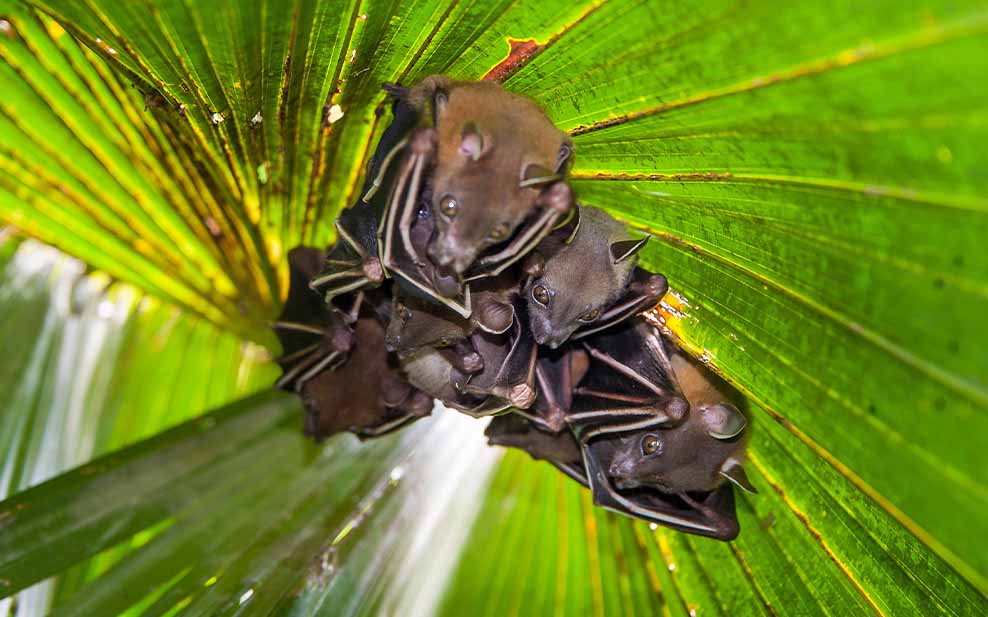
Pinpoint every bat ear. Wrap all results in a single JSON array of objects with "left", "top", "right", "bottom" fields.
[
  {"left": 609, "top": 236, "right": 649, "bottom": 264},
  {"left": 703, "top": 403, "right": 748, "bottom": 440},
  {"left": 407, "top": 74, "right": 451, "bottom": 123},
  {"left": 473, "top": 298, "right": 515, "bottom": 334},
  {"left": 459, "top": 122, "right": 484, "bottom": 161},
  {"left": 720, "top": 458, "right": 757, "bottom": 493},
  {"left": 555, "top": 136, "right": 574, "bottom": 173}
]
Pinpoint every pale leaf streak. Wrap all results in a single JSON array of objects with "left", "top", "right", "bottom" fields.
[
  {"left": 570, "top": 172, "right": 988, "bottom": 213},
  {"left": 616, "top": 219, "right": 988, "bottom": 409},
  {"left": 569, "top": 12, "right": 988, "bottom": 136},
  {"left": 748, "top": 457, "right": 886, "bottom": 616}
]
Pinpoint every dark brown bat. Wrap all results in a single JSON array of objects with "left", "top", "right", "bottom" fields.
[
  {"left": 300, "top": 314, "right": 433, "bottom": 440},
  {"left": 309, "top": 89, "right": 421, "bottom": 302},
  {"left": 564, "top": 321, "right": 752, "bottom": 539},
  {"left": 398, "top": 302, "right": 537, "bottom": 416},
  {"left": 485, "top": 413, "right": 587, "bottom": 485},
  {"left": 273, "top": 247, "right": 355, "bottom": 392},
  {"left": 404, "top": 75, "right": 575, "bottom": 288},
  {"left": 523, "top": 205, "right": 654, "bottom": 349},
  {"left": 607, "top": 350, "right": 755, "bottom": 494},
  {"left": 384, "top": 272, "right": 519, "bottom": 373}
]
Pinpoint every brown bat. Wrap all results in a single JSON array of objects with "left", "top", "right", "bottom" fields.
[
  {"left": 300, "top": 314, "right": 433, "bottom": 440},
  {"left": 564, "top": 321, "right": 753, "bottom": 540},
  {"left": 523, "top": 205, "right": 660, "bottom": 349},
  {"left": 607, "top": 350, "right": 755, "bottom": 495},
  {"left": 273, "top": 247, "right": 355, "bottom": 392},
  {"left": 309, "top": 89, "right": 421, "bottom": 302},
  {"left": 398, "top": 301, "right": 538, "bottom": 416},
  {"left": 400, "top": 75, "right": 575, "bottom": 290}
]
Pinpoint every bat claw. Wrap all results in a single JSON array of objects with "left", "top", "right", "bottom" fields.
[
  {"left": 506, "top": 383, "right": 536, "bottom": 409},
  {"left": 460, "top": 352, "right": 484, "bottom": 374},
  {"left": 363, "top": 257, "right": 384, "bottom": 283},
  {"left": 538, "top": 181, "right": 573, "bottom": 215}
]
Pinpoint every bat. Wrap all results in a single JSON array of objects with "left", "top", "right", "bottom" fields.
[
  {"left": 563, "top": 320, "right": 752, "bottom": 540},
  {"left": 523, "top": 205, "right": 657, "bottom": 349},
  {"left": 400, "top": 75, "right": 575, "bottom": 291},
  {"left": 300, "top": 313, "right": 434, "bottom": 440},
  {"left": 273, "top": 247, "right": 355, "bottom": 392},
  {"left": 309, "top": 88, "right": 421, "bottom": 303},
  {"left": 605, "top": 349, "right": 755, "bottom": 495},
  {"left": 398, "top": 299, "right": 538, "bottom": 416}
]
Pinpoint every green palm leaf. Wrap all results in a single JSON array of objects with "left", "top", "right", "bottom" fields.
[{"left": 0, "top": 0, "right": 985, "bottom": 614}]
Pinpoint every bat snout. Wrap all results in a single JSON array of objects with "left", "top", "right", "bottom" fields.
[{"left": 609, "top": 455, "right": 637, "bottom": 480}]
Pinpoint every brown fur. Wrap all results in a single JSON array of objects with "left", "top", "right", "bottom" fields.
[{"left": 409, "top": 76, "right": 572, "bottom": 275}]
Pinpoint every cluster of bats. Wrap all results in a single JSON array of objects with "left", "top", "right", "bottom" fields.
[{"left": 273, "top": 76, "right": 755, "bottom": 540}]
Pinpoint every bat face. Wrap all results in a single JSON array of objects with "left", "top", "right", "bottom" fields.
[
  {"left": 605, "top": 404, "right": 747, "bottom": 494},
  {"left": 424, "top": 80, "right": 571, "bottom": 277},
  {"left": 524, "top": 207, "right": 645, "bottom": 349},
  {"left": 579, "top": 427, "right": 742, "bottom": 540},
  {"left": 428, "top": 157, "right": 542, "bottom": 276}
]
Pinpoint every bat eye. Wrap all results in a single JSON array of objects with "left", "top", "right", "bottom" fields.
[
  {"left": 640, "top": 434, "right": 662, "bottom": 456},
  {"left": 490, "top": 222, "right": 510, "bottom": 241},
  {"left": 578, "top": 308, "right": 600, "bottom": 323},
  {"left": 439, "top": 196, "right": 458, "bottom": 219},
  {"left": 531, "top": 284, "right": 550, "bottom": 307}
]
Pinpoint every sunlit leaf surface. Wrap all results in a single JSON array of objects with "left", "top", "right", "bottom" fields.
[{"left": 1, "top": 0, "right": 986, "bottom": 614}]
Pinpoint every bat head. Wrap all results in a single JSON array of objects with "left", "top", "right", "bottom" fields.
[
  {"left": 606, "top": 402, "right": 755, "bottom": 494},
  {"left": 524, "top": 207, "right": 645, "bottom": 349},
  {"left": 420, "top": 78, "right": 571, "bottom": 278}
]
